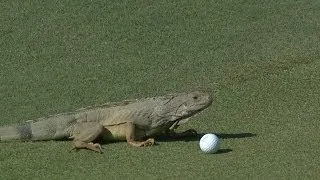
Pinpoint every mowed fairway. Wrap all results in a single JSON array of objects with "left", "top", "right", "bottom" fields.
[{"left": 0, "top": 0, "right": 319, "bottom": 179}]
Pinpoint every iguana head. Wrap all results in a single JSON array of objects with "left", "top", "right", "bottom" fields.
[{"left": 153, "top": 91, "right": 212, "bottom": 126}]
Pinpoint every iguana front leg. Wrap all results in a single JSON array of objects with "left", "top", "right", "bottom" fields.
[
  {"left": 166, "top": 120, "right": 198, "bottom": 138},
  {"left": 70, "top": 122, "right": 104, "bottom": 153},
  {"left": 126, "top": 122, "right": 154, "bottom": 147},
  {"left": 166, "top": 129, "right": 198, "bottom": 138}
]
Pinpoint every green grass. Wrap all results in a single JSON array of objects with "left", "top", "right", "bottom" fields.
[{"left": 0, "top": 0, "right": 319, "bottom": 179}]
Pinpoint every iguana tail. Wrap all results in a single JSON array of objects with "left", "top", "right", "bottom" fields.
[
  {"left": 0, "top": 121, "right": 48, "bottom": 141},
  {"left": 0, "top": 116, "right": 71, "bottom": 142},
  {"left": 0, "top": 122, "right": 31, "bottom": 141}
]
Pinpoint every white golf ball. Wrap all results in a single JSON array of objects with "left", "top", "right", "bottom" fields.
[{"left": 199, "top": 133, "right": 220, "bottom": 153}]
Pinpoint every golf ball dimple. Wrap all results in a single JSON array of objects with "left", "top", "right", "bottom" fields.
[{"left": 199, "top": 133, "right": 220, "bottom": 153}]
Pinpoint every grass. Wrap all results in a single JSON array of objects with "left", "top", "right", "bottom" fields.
[{"left": 0, "top": 0, "right": 319, "bottom": 179}]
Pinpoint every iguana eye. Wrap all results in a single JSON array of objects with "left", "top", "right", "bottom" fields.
[{"left": 192, "top": 96, "right": 198, "bottom": 100}]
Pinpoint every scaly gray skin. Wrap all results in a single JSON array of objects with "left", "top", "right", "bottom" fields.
[{"left": 0, "top": 91, "right": 212, "bottom": 152}]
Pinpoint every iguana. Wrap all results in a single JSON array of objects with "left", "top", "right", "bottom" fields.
[{"left": 0, "top": 91, "right": 212, "bottom": 153}]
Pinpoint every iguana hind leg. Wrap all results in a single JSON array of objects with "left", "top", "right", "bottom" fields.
[
  {"left": 71, "top": 141, "right": 102, "bottom": 153},
  {"left": 70, "top": 122, "right": 104, "bottom": 153},
  {"left": 126, "top": 122, "right": 155, "bottom": 147}
]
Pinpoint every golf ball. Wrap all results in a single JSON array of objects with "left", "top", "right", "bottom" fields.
[{"left": 199, "top": 133, "right": 220, "bottom": 153}]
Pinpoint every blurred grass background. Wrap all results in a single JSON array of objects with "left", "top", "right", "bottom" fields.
[{"left": 0, "top": 0, "right": 319, "bottom": 179}]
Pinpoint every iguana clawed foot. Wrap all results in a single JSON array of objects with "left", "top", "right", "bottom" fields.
[
  {"left": 89, "top": 142, "right": 102, "bottom": 152},
  {"left": 127, "top": 138, "right": 155, "bottom": 147},
  {"left": 142, "top": 138, "right": 155, "bottom": 147},
  {"left": 167, "top": 129, "right": 198, "bottom": 139},
  {"left": 183, "top": 129, "right": 198, "bottom": 137},
  {"left": 71, "top": 141, "right": 102, "bottom": 153}
]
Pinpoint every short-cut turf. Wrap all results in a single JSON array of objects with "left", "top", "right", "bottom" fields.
[{"left": 0, "top": 0, "right": 319, "bottom": 179}]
